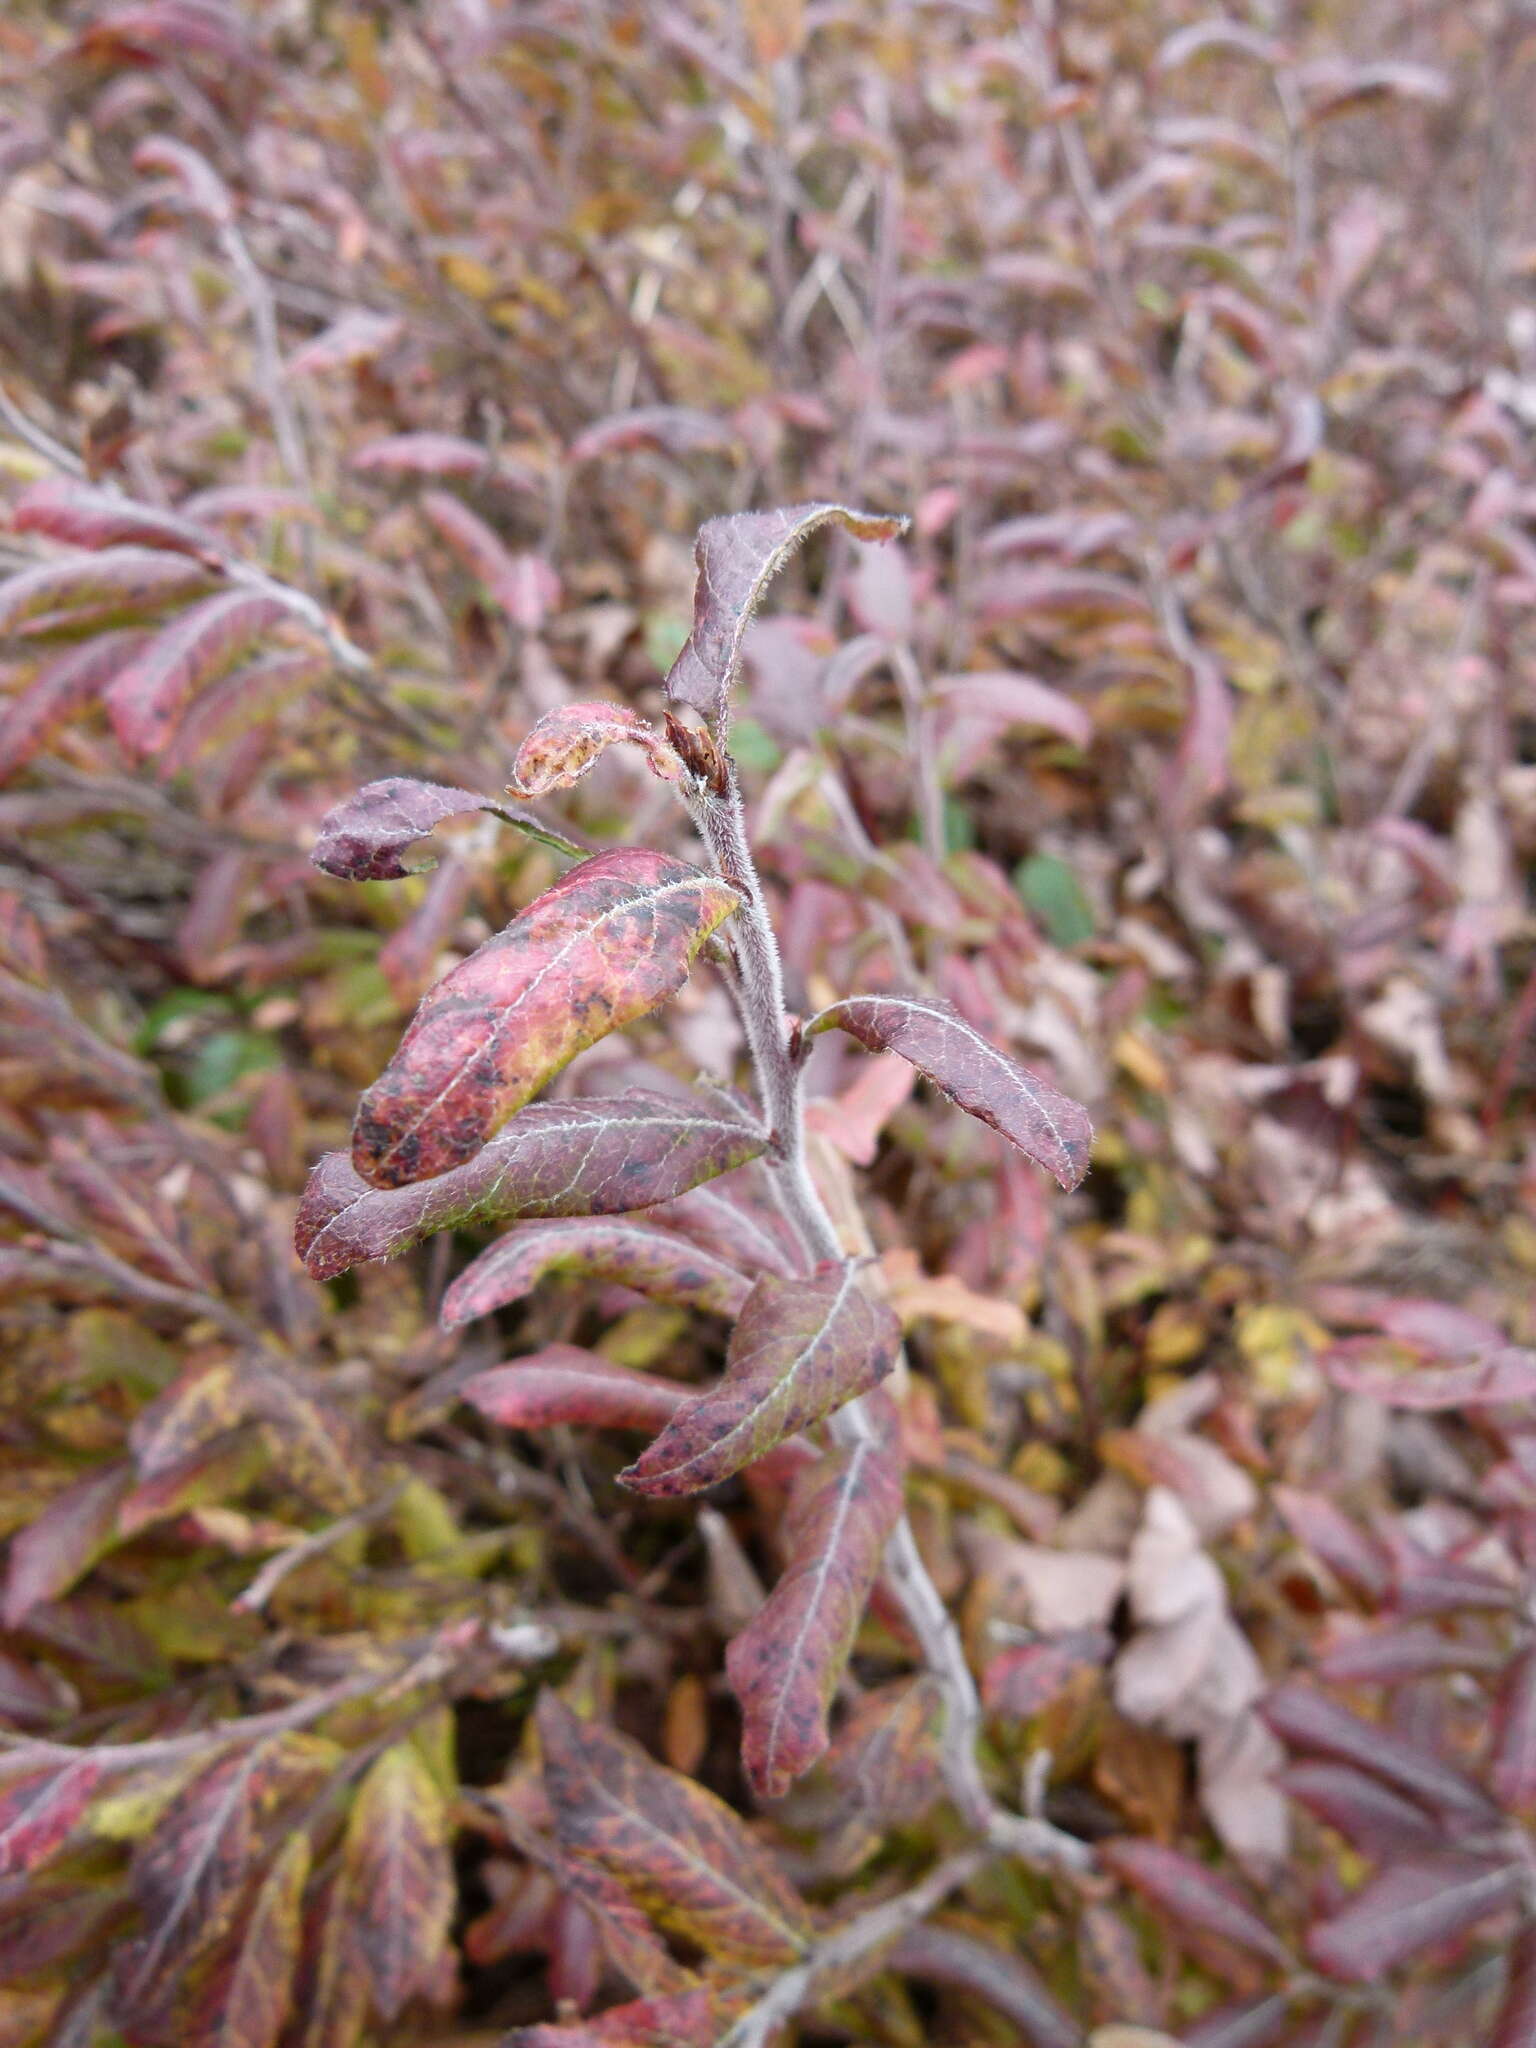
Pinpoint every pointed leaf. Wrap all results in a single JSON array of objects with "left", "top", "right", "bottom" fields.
[
  {"left": 0, "top": 548, "right": 220, "bottom": 636},
  {"left": 511, "top": 703, "right": 684, "bottom": 796},
  {"left": 1100, "top": 1840, "right": 1289, "bottom": 1967},
  {"left": 727, "top": 1401, "right": 905, "bottom": 1798},
  {"left": 806, "top": 992, "right": 1092, "bottom": 1189},
  {"left": 1306, "top": 1855, "right": 1522, "bottom": 1982},
  {"left": 889, "top": 1925, "right": 1080, "bottom": 2048},
  {"left": 184, "top": 1832, "right": 309, "bottom": 2048},
  {"left": 0, "top": 631, "right": 146, "bottom": 779},
  {"left": 296, "top": 1094, "right": 765, "bottom": 1279},
  {"left": 537, "top": 1695, "right": 812, "bottom": 1967},
  {"left": 665, "top": 502, "right": 908, "bottom": 723},
  {"left": 105, "top": 590, "right": 293, "bottom": 756},
  {"left": 310, "top": 776, "right": 504, "bottom": 882},
  {"left": 353, "top": 850, "right": 740, "bottom": 1186},
  {"left": 0, "top": 1755, "right": 101, "bottom": 1877},
  {"left": 443, "top": 1218, "right": 752, "bottom": 1329},
  {"left": 461, "top": 1347, "right": 690, "bottom": 1433},
  {"left": 3, "top": 1461, "right": 135, "bottom": 1626},
  {"left": 1260, "top": 1684, "right": 1499, "bottom": 1824},
  {"left": 342, "top": 1743, "right": 455, "bottom": 2023},
  {"left": 1277, "top": 1763, "right": 1442, "bottom": 1859},
  {"left": 418, "top": 490, "right": 559, "bottom": 626},
  {"left": 621, "top": 1265, "right": 901, "bottom": 1497},
  {"left": 11, "top": 480, "right": 224, "bottom": 561}
]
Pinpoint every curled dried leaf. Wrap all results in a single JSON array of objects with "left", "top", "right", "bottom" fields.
[{"left": 511, "top": 703, "right": 684, "bottom": 796}]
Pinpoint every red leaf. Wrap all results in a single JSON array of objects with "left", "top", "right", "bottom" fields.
[
  {"left": 352, "top": 850, "right": 740, "bottom": 1186},
  {"left": 1494, "top": 1647, "right": 1536, "bottom": 1815},
  {"left": 1306, "top": 1855, "right": 1521, "bottom": 1982},
  {"left": 620, "top": 1265, "right": 901, "bottom": 1496},
  {"left": 889, "top": 1924, "right": 1079, "bottom": 2048},
  {"left": 536, "top": 1695, "right": 812, "bottom": 1967},
  {"left": 1315, "top": 1624, "right": 1505, "bottom": 1686},
  {"left": 442, "top": 1218, "right": 753, "bottom": 1329},
  {"left": 822, "top": 1675, "right": 945, "bottom": 1823},
  {"left": 419, "top": 490, "right": 551, "bottom": 624},
  {"left": 286, "top": 311, "right": 403, "bottom": 376},
  {"left": 1272, "top": 1486, "right": 1389, "bottom": 1602},
  {"left": 311, "top": 776, "right": 505, "bottom": 882},
  {"left": 933, "top": 670, "right": 1093, "bottom": 753},
  {"left": 182, "top": 1832, "right": 309, "bottom": 2048},
  {"left": 727, "top": 1401, "right": 905, "bottom": 1798},
  {"left": 1100, "top": 1839, "right": 1289, "bottom": 1967},
  {"left": 511, "top": 704, "right": 683, "bottom": 796},
  {"left": 2, "top": 1461, "right": 134, "bottom": 1626},
  {"left": 11, "top": 480, "right": 224, "bottom": 562},
  {"left": 0, "top": 548, "right": 221, "bottom": 637},
  {"left": 569, "top": 406, "right": 743, "bottom": 462},
  {"left": 507, "top": 1987, "right": 726, "bottom": 2047},
  {"left": 352, "top": 433, "right": 491, "bottom": 477},
  {"left": 806, "top": 991, "right": 1092, "bottom": 1189},
  {"left": 1324, "top": 1345, "right": 1536, "bottom": 1409},
  {"left": 1493, "top": 1921, "right": 1536, "bottom": 2048},
  {"left": 296, "top": 1094, "right": 766, "bottom": 1279},
  {"left": 1277, "top": 1763, "right": 1442, "bottom": 1859},
  {"left": 105, "top": 590, "right": 293, "bottom": 757},
  {"left": 460, "top": 1348, "right": 689, "bottom": 1433},
  {"left": 342, "top": 1742, "right": 455, "bottom": 2022},
  {"left": 0, "top": 1755, "right": 101, "bottom": 1877},
  {"left": 664, "top": 502, "right": 907, "bottom": 723},
  {"left": 1260, "top": 1684, "right": 1499, "bottom": 1824}
]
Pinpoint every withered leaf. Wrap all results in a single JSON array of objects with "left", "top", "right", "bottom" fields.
[
  {"left": 727, "top": 1398, "right": 905, "bottom": 1799},
  {"left": 511, "top": 703, "right": 683, "bottom": 796},
  {"left": 311, "top": 776, "right": 506, "bottom": 882},
  {"left": 461, "top": 1347, "right": 689, "bottom": 1433},
  {"left": 621, "top": 1265, "right": 902, "bottom": 1497},
  {"left": 1306, "top": 1854, "right": 1523, "bottom": 1982},
  {"left": 296, "top": 1093, "right": 765, "bottom": 1280},
  {"left": 806, "top": 992, "right": 1093, "bottom": 1189},
  {"left": 353, "top": 850, "right": 741, "bottom": 1186},
  {"left": 442, "top": 1217, "right": 753, "bottom": 1329},
  {"left": 106, "top": 590, "right": 293, "bottom": 757},
  {"left": 537, "top": 1695, "right": 812, "bottom": 1967},
  {"left": 342, "top": 1742, "right": 455, "bottom": 2023},
  {"left": 665, "top": 502, "right": 908, "bottom": 723},
  {"left": 0, "top": 1755, "right": 101, "bottom": 1878}
]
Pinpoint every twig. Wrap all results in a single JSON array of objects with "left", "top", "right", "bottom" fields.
[
  {"left": 232, "top": 1483, "right": 406, "bottom": 1613},
  {"left": 0, "top": 378, "right": 87, "bottom": 477}
]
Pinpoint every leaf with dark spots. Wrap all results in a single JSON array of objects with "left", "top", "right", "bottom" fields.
[
  {"left": 442, "top": 1218, "right": 752, "bottom": 1329},
  {"left": 352, "top": 850, "right": 741, "bottom": 1187},
  {"left": 2, "top": 1461, "right": 134, "bottom": 1626},
  {"left": 536, "top": 1695, "right": 812, "bottom": 1967},
  {"left": 310, "top": 777, "right": 505, "bottom": 882},
  {"left": 1278, "top": 1763, "right": 1442, "bottom": 1860},
  {"left": 182, "top": 1832, "right": 309, "bottom": 2048},
  {"left": 460, "top": 1347, "right": 689, "bottom": 1433},
  {"left": 342, "top": 1742, "right": 455, "bottom": 2023},
  {"left": 727, "top": 1398, "right": 905, "bottom": 1799},
  {"left": 1306, "top": 1855, "right": 1522, "bottom": 1982},
  {"left": 511, "top": 703, "right": 684, "bottom": 796},
  {"left": 806, "top": 991, "right": 1092, "bottom": 1189},
  {"left": 620, "top": 1265, "right": 901, "bottom": 1497},
  {"left": 665, "top": 502, "right": 908, "bottom": 724},
  {"left": 1100, "top": 1839, "right": 1290, "bottom": 1968},
  {"left": 0, "top": 1881, "right": 128, "bottom": 1983},
  {"left": 10, "top": 480, "right": 225, "bottom": 562},
  {"left": 295, "top": 1093, "right": 765, "bottom": 1279},
  {"left": 0, "top": 548, "right": 221, "bottom": 638},
  {"left": 1260, "top": 1683, "right": 1500, "bottom": 1824},
  {"left": 105, "top": 590, "right": 293, "bottom": 757},
  {"left": 0, "top": 1755, "right": 101, "bottom": 1878},
  {"left": 888, "top": 1925, "right": 1081, "bottom": 2048}
]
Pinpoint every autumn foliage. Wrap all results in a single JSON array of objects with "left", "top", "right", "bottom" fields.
[{"left": 2, "top": 3, "right": 1536, "bottom": 2047}]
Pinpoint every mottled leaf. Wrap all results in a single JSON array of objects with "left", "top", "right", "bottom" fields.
[
  {"left": 353, "top": 851, "right": 740, "bottom": 1186},
  {"left": 11, "top": 480, "right": 224, "bottom": 561},
  {"left": 183, "top": 1832, "right": 309, "bottom": 2048},
  {"left": 823, "top": 1674, "right": 946, "bottom": 1823},
  {"left": 1306, "top": 1855, "right": 1521, "bottom": 1982},
  {"left": 2, "top": 1461, "right": 134, "bottom": 1626},
  {"left": 1100, "top": 1840, "right": 1289, "bottom": 1967},
  {"left": 106, "top": 590, "right": 292, "bottom": 757},
  {"left": 665, "top": 502, "right": 908, "bottom": 723},
  {"left": 342, "top": 1743, "right": 455, "bottom": 2023},
  {"left": 461, "top": 1347, "right": 689, "bottom": 1433},
  {"left": 727, "top": 1400, "right": 905, "bottom": 1798},
  {"left": 0, "top": 548, "right": 220, "bottom": 637},
  {"left": 620, "top": 1265, "right": 901, "bottom": 1497},
  {"left": 1277, "top": 1763, "right": 1442, "bottom": 1859},
  {"left": 443, "top": 1217, "right": 752, "bottom": 1329},
  {"left": 537, "top": 1695, "right": 812, "bottom": 1967},
  {"left": 310, "top": 777, "right": 504, "bottom": 882},
  {"left": 806, "top": 991, "right": 1093, "bottom": 1189},
  {"left": 1260, "top": 1684, "right": 1499, "bottom": 1824},
  {"left": 889, "top": 1925, "right": 1080, "bottom": 2048},
  {"left": 511, "top": 703, "right": 683, "bottom": 796},
  {"left": 298, "top": 1094, "right": 763, "bottom": 1278},
  {"left": 0, "top": 1756, "right": 101, "bottom": 1877}
]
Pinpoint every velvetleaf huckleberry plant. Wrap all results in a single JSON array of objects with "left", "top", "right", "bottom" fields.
[{"left": 297, "top": 501, "right": 1093, "bottom": 1817}]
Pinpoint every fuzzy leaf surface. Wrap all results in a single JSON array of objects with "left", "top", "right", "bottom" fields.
[
  {"left": 621, "top": 1265, "right": 901, "bottom": 1497},
  {"left": 806, "top": 992, "right": 1092, "bottom": 1189},
  {"left": 342, "top": 1742, "right": 455, "bottom": 2022},
  {"left": 537, "top": 1695, "right": 812, "bottom": 1967},
  {"left": 665, "top": 501, "right": 908, "bottom": 722},
  {"left": 727, "top": 1399, "right": 905, "bottom": 1798},
  {"left": 105, "top": 590, "right": 292, "bottom": 756},
  {"left": 310, "top": 776, "right": 505, "bottom": 882},
  {"left": 353, "top": 850, "right": 740, "bottom": 1186},
  {"left": 511, "top": 703, "right": 683, "bottom": 795},
  {"left": 1305, "top": 1854, "right": 1522, "bottom": 1981},
  {"left": 296, "top": 1093, "right": 765, "bottom": 1279},
  {"left": 461, "top": 1347, "right": 689, "bottom": 1433},
  {"left": 443, "top": 1217, "right": 752, "bottom": 1328}
]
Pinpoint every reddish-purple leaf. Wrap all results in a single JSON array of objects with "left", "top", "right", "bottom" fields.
[
  {"left": 286, "top": 310, "right": 403, "bottom": 376},
  {"left": 1260, "top": 1684, "right": 1499, "bottom": 1824},
  {"left": 442, "top": 1218, "right": 752, "bottom": 1329},
  {"left": 933, "top": 670, "right": 1093, "bottom": 755},
  {"left": 569, "top": 406, "right": 743, "bottom": 462},
  {"left": 419, "top": 490, "right": 544, "bottom": 623},
  {"left": 889, "top": 1924, "right": 1080, "bottom": 2048},
  {"left": 508, "top": 1987, "right": 726, "bottom": 2047},
  {"left": 822, "top": 1675, "right": 946, "bottom": 1824},
  {"left": 806, "top": 991, "right": 1092, "bottom": 1189},
  {"left": 983, "top": 1630, "right": 1115, "bottom": 1720},
  {"left": 1316, "top": 1624, "right": 1505, "bottom": 1686},
  {"left": 536, "top": 1695, "right": 812, "bottom": 1967},
  {"left": 182, "top": 1830, "right": 309, "bottom": 2048},
  {"left": 342, "top": 1742, "right": 455, "bottom": 2023},
  {"left": 1493, "top": 1921, "right": 1536, "bottom": 2048},
  {"left": 0, "top": 1756, "right": 101, "bottom": 1877},
  {"left": 105, "top": 590, "right": 292, "bottom": 757},
  {"left": 620, "top": 1265, "right": 901, "bottom": 1497},
  {"left": 1272, "top": 1487, "right": 1389, "bottom": 1602},
  {"left": 311, "top": 776, "right": 506, "bottom": 882},
  {"left": 1100, "top": 1839, "right": 1289, "bottom": 1967},
  {"left": 649, "top": 1179, "right": 800, "bottom": 1278},
  {"left": 1324, "top": 1346, "right": 1536, "bottom": 1409},
  {"left": 511, "top": 703, "right": 683, "bottom": 796},
  {"left": 2, "top": 1461, "right": 134, "bottom": 1626},
  {"left": 352, "top": 850, "right": 740, "bottom": 1186},
  {"left": 664, "top": 502, "right": 908, "bottom": 723},
  {"left": 0, "top": 631, "right": 145, "bottom": 780},
  {"left": 157, "top": 647, "right": 329, "bottom": 779},
  {"left": 1306, "top": 1855, "right": 1521, "bottom": 1982},
  {"left": 11, "top": 480, "right": 224, "bottom": 562},
  {"left": 1394, "top": 1549, "right": 1521, "bottom": 1617},
  {"left": 296, "top": 1094, "right": 766, "bottom": 1279},
  {"left": 727, "top": 1401, "right": 906, "bottom": 1799},
  {"left": 1494, "top": 1647, "right": 1536, "bottom": 1815},
  {"left": 1277, "top": 1763, "right": 1442, "bottom": 1859},
  {"left": 973, "top": 564, "right": 1154, "bottom": 626},
  {"left": 352, "top": 433, "right": 491, "bottom": 477},
  {"left": 1181, "top": 1996, "right": 1295, "bottom": 2048},
  {"left": 0, "top": 547, "right": 221, "bottom": 637},
  {"left": 460, "top": 1347, "right": 689, "bottom": 1433}
]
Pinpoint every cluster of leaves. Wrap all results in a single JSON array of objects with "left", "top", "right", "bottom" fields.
[{"left": 2, "top": 2, "right": 1536, "bottom": 2046}]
